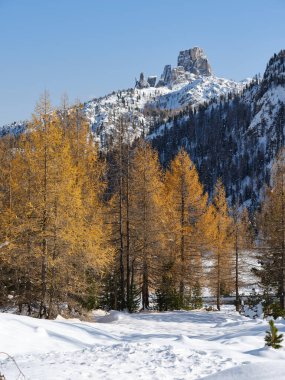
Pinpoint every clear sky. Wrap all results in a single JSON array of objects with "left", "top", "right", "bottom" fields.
[{"left": 0, "top": 0, "right": 285, "bottom": 125}]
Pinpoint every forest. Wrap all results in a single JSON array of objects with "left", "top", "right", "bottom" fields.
[{"left": 0, "top": 93, "right": 285, "bottom": 319}]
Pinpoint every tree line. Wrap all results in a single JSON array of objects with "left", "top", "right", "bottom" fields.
[{"left": 0, "top": 93, "right": 284, "bottom": 318}]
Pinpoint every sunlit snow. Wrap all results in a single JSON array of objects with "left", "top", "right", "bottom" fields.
[{"left": 1, "top": 308, "right": 285, "bottom": 379}]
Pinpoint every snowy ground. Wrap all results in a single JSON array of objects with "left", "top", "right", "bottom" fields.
[{"left": 1, "top": 307, "right": 285, "bottom": 380}]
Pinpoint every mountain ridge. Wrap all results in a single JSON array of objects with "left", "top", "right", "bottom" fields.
[
  {"left": 150, "top": 49, "right": 285, "bottom": 208},
  {"left": 2, "top": 48, "right": 285, "bottom": 209}
]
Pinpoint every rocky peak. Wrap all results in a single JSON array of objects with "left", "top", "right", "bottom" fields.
[
  {"left": 177, "top": 47, "right": 212, "bottom": 76},
  {"left": 135, "top": 72, "right": 150, "bottom": 89}
]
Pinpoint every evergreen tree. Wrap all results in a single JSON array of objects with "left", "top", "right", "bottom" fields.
[
  {"left": 154, "top": 259, "right": 181, "bottom": 311},
  {"left": 265, "top": 320, "right": 283, "bottom": 349}
]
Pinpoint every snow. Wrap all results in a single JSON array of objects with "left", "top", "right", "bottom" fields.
[
  {"left": 83, "top": 75, "right": 248, "bottom": 145},
  {"left": 203, "top": 361, "right": 285, "bottom": 380},
  {"left": 247, "top": 85, "right": 285, "bottom": 134},
  {"left": 1, "top": 308, "right": 285, "bottom": 379}
]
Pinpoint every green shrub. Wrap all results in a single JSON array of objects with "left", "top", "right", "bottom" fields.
[{"left": 265, "top": 320, "right": 283, "bottom": 349}]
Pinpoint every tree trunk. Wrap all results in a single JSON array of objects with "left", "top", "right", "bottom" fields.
[
  {"left": 142, "top": 260, "right": 149, "bottom": 309},
  {"left": 118, "top": 123, "right": 125, "bottom": 310},
  {"left": 217, "top": 252, "right": 221, "bottom": 311},
  {"left": 141, "top": 144, "right": 149, "bottom": 309},
  {"left": 179, "top": 174, "right": 186, "bottom": 304},
  {"left": 235, "top": 229, "right": 239, "bottom": 312},
  {"left": 281, "top": 173, "right": 285, "bottom": 310},
  {"left": 126, "top": 144, "right": 131, "bottom": 311},
  {"left": 40, "top": 112, "right": 48, "bottom": 319}
]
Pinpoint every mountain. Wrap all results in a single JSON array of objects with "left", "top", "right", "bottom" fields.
[
  {"left": 0, "top": 47, "right": 246, "bottom": 144},
  {"left": 84, "top": 47, "right": 247, "bottom": 146},
  {"left": 2, "top": 48, "right": 285, "bottom": 210},
  {"left": 150, "top": 50, "right": 285, "bottom": 209}
]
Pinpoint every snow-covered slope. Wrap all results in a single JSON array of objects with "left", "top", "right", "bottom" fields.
[
  {"left": 84, "top": 48, "right": 247, "bottom": 144},
  {"left": 148, "top": 76, "right": 247, "bottom": 111},
  {"left": 150, "top": 50, "right": 285, "bottom": 207},
  {"left": 1, "top": 308, "right": 285, "bottom": 380},
  {"left": 0, "top": 47, "right": 247, "bottom": 147},
  {"left": 0, "top": 120, "right": 27, "bottom": 137}
]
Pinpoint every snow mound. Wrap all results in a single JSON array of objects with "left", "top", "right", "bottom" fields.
[
  {"left": 202, "top": 361, "right": 285, "bottom": 380},
  {"left": 96, "top": 310, "right": 132, "bottom": 323}
]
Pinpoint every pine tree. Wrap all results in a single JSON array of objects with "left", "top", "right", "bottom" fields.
[
  {"left": 154, "top": 259, "right": 181, "bottom": 311},
  {"left": 265, "top": 320, "right": 283, "bottom": 349},
  {"left": 191, "top": 281, "right": 203, "bottom": 309}
]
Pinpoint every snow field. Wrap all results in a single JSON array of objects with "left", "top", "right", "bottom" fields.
[{"left": 1, "top": 308, "right": 285, "bottom": 379}]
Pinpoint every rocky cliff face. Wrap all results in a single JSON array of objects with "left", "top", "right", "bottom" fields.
[
  {"left": 156, "top": 47, "right": 213, "bottom": 87},
  {"left": 177, "top": 47, "right": 213, "bottom": 76}
]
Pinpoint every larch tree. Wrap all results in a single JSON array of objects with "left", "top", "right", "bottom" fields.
[
  {"left": 231, "top": 205, "right": 253, "bottom": 311},
  {"left": 129, "top": 140, "right": 165, "bottom": 309},
  {"left": 105, "top": 115, "right": 137, "bottom": 312},
  {"left": 257, "top": 148, "right": 285, "bottom": 310},
  {"left": 0, "top": 132, "right": 20, "bottom": 305},
  {"left": 164, "top": 149, "right": 208, "bottom": 308},
  {"left": 57, "top": 100, "right": 113, "bottom": 312},
  {"left": 4, "top": 93, "right": 112, "bottom": 318},
  {"left": 207, "top": 179, "right": 234, "bottom": 311}
]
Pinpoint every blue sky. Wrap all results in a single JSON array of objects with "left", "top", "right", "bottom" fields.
[{"left": 0, "top": 0, "right": 285, "bottom": 124}]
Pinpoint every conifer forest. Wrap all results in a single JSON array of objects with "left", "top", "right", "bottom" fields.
[{"left": 1, "top": 92, "right": 285, "bottom": 320}]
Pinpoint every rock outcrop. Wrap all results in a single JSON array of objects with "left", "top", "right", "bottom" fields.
[
  {"left": 177, "top": 47, "right": 212, "bottom": 76},
  {"left": 147, "top": 76, "right": 157, "bottom": 87},
  {"left": 170, "top": 66, "right": 192, "bottom": 86},
  {"left": 135, "top": 72, "right": 150, "bottom": 89},
  {"left": 156, "top": 47, "right": 213, "bottom": 88}
]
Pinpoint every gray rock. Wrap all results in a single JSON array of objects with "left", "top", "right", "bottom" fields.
[
  {"left": 156, "top": 79, "right": 166, "bottom": 87},
  {"left": 177, "top": 47, "right": 212, "bottom": 76},
  {"left": 170, "top": 66, "right": 192, "bottom": 86},
  {"left": 147, "top": 76, "right": 157, "bottom": 87},
  {"left": 135, "top": 72, "right": 150, "bottom": 89},
  {"left": 160, "top": 65, "right": 172, "bottom": 86}
]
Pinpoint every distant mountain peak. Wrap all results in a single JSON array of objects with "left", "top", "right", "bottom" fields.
[
  {"left": 177, "top": 47, "right": 212, "bottom": 76},
  {"left": 155, "top": 47, "right": 213, "bottom": 88}
]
